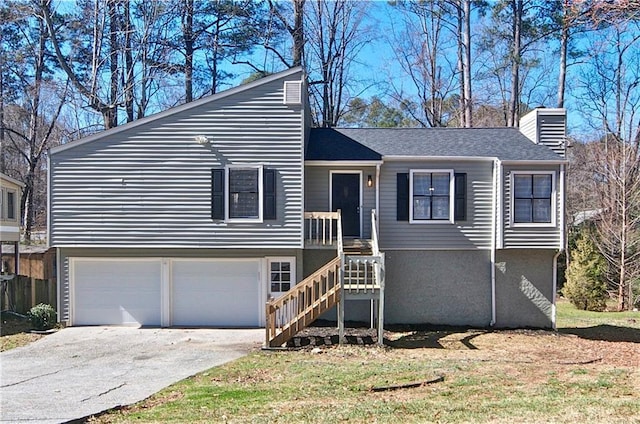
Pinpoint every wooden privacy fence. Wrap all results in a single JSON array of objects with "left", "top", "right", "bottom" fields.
[{"left": 1, "top": 275, "right": 57, "bottom": 314}]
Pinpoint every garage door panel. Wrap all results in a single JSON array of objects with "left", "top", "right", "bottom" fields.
[
  {"left": 171, "top": 260, "right": 260, "bottom": 327},
  {"left": 73, "top": 260, "right": 162, "bottom": 326}
]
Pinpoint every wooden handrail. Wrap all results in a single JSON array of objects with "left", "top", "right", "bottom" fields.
[
  {"left": 304, "top": 211, "right": 342, "bottom": 247},
  {"left": 265, "top": 256, "right": 341, "bottom": 348}
]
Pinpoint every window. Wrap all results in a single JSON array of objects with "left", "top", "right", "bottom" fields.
[
  {"left": 409, "top": 170, "right": 454, "bottom": 223},
  {"left": 1, "top": 189, "right": 17, "bottom": 221},
  {"left": 270, "top": 261, "right": 292, "bottom": 292},
  {"left": 211, "top": 166, "right": 277, "bottom": 222},
  {"left": 268, "top": 257, "right": 296, "bottom": 294},
  {"left": 6, "top": 191, "right": 15, "bottom": 220},
  {"left": 229, "top": 168, "right": 259, "bottom": 219},
  {"left": 512, "top": 172, "right": 554, "bottom": 224}
]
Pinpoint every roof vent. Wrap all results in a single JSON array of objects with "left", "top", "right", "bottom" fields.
[{"left": 283, "top": 81, "right": 302, "bottom": 105}]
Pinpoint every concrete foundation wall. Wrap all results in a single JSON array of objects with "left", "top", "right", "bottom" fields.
[
  {"left": 495, "top": 249, "right": 555, "bottom": 328},
  {"left": 383, "top": 250, "right": 492, "bottom": 326},
  {"left": 302, "top": 249, "right": 337, "bottom": 278}
]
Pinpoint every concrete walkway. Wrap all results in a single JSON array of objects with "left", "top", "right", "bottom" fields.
[{"left": 1, "top": 327, "right": 263, "bottom": 423}]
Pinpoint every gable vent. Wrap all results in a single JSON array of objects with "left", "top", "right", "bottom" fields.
[{"left": 283, "top": 81, "right": 302, "bottom": 105}]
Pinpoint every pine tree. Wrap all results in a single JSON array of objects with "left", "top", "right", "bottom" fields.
[{"left": 563, "top": 234, "right": 608, "bottom": 311}]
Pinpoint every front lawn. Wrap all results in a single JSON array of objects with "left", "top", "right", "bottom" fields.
[{"left": 88, "top": 299, "right": 640, "bottom": 423}]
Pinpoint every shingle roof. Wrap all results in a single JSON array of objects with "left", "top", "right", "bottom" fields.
[
  {"left": 307, "top": 127, "right": 563, "bottom": 162},
  {"left": 306, "top": 128, "right": 382, "bottom": 161}
]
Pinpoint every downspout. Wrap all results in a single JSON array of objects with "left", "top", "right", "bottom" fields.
[
  {"left": 552, "top": 163, "right": 566, "bottom": 330},
  {"left": 490, "top": 159, "right": 500, "bottom": 327}
]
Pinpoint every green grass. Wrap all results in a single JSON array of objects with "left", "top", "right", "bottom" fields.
[
  {"left": 556, "top": 299, "right": 640, "bottom": 328},
  {"left": 94, "top": 354, "right": 638, "bottom": 423},
  {"left": 88, "top": 300, "right": 640, "bottom": 423}
]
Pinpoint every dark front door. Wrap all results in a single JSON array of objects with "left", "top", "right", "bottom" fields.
[{"left": 331, "top": 173, "right": 360, "bottom": 237}]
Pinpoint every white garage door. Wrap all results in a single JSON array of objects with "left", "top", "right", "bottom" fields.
[
  {"left": 72, "top": 259, "right": 162, "bottom": 326},
  {"left": 171, "top": 259, "right": 261, "bottom": 327}
]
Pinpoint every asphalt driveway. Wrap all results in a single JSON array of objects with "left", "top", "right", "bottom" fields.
[{"left": 0, "top": 326, "right": 263, "bottom": 423}]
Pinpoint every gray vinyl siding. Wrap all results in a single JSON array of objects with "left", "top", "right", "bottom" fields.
[
  {"left": 519, "top": 110, "right": 566, "bottom": 158},
  {"left": 538, "top": 114, "right": 566, "bottom": 157},
  {"left": 519, "top": 115, "right": 537, "bottom": 143},
  {"left": 502, "top": 165, "right": 562, "bottom": 249},
  {"left": 57, "top": 247, "right": 303, "bottom": 323},
  {"left": 50, "top": 73, "right": 304, "bottom": 248},
  {"left": 378, "top": 160, "right": 494, "bottom": 250},
  {"left": 304, "top": 165, "right": 377, "bottom": 239}
]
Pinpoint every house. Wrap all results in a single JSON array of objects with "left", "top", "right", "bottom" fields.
[
  {"left": 1, "top": 172, "right": 24, "bottom": 276},
  {"left": 48, "top": 68, "right": 566, "bottom": 344}
]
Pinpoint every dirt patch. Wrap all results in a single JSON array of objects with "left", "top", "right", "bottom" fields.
[{"left": 289, "top": 323, "right": 640, "bottom": 368}]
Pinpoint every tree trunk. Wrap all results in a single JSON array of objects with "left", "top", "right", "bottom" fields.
[
  {"left": 108, "top": 0, "right": 119, "bottom": 128},
  {"left": 183, "top": 0, "right": 194, "bottom": 103},
  {"left": 123, "top": 0, "right": 134, "bottom": 122},
  {"left": 22, "top": 17, "right": 48, "bottom": 242},
  {"left": 0, "top": 51, "right": 5, "bottom": 173},
  {"left": 292, "top": 0, "right": 305, "bottom": 67},
  {"left": 557, "top": 3, "right": 568, "bottom": 108},
  {"left": 462, "top": 0, "right": 472, "bottom": 127},
  {"left": 456, "top": 1, "right": 464, "bottom": 126},
  {"left": 39, "top": 0, "right": 114, "bottom": 130},
  {"left": 508, "top": 0, "right": 522, "bottom": 127}
]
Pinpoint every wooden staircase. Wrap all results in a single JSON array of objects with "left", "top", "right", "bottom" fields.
[
  {"left": 265, "top": 210, "right": 385, "bottom": 348},
  {"left": 265, "top": 256, "right": 341, "bottom": 348}
]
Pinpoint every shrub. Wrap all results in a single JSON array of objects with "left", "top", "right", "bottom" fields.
[
  {"left": 633, "top": 279, "right": 640, "bottom": 310},
  {"left": 27, "top": 303, "right": 57, "bottom": 331},
  {"left": 562, "top": 235, "right": 608, "bottom": 311}
]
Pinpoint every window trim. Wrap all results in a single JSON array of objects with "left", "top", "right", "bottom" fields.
[
  {"left": 409, "top": 169, "right": 455, "bottom": 224},
  {"left": 510, "top": 170, "right": 556, "bottom": 228},
  {"left": 1, "top": 188, "right": 18, "bottom": 222},
  {"left": 225, "top": 165, "right": 263, "bottom": 223},
  {"left": 266, "top": 256, "right": 296, "bottom": 297}
]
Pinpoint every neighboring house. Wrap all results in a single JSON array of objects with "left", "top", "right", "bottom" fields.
[
  {"left": 1, "top": 173, "right": 24, "bottom": 276},
  {"left": 48, "top": 68, "right": 566, "bottom": 338}
]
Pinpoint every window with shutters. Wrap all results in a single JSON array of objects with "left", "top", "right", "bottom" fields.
[
  {"left": 409, "top": 169, "right": 455, "bottom": 223},
  {"left": 211, "top": 166, "right": 277, "bottom": 222},
  {"left": 229, "top": 167, "right": 260, "bottom": 219},
  {"left": 511, "top": 171, "right": 555, "bottom": 226}
]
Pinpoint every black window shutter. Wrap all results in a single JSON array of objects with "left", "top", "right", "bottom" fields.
[
  {"left": 397, "top": 173, "right": 409, "bottom": 221},
  {"left": 454, "top": 173, "right": 467, "bottom": 221},
  {"left": 263, "top": 168, "right": 277, "bottom": 220},
  {"left": 211, "top": 169, "right": 225, "bottom": 220}
]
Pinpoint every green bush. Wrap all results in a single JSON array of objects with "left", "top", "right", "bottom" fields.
[
  {"left": 27, "top": 303, "right": 57, "bottom": 331},
  {"left": 633, "top": 279, "right": 640, "bottom": 310},
  {"left": 562, "top": 235, "right": 608, "bottom": 311}
]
